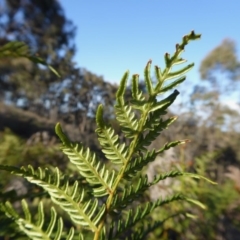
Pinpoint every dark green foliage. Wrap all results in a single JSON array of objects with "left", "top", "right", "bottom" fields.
[
  {"left": 0, "top": 0, "right": 75, "bottom": 107},
  {"left": 200, "top": 39, "right": 240, "bottom": 81}
]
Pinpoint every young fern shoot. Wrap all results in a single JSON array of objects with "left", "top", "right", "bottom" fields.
[{"left": 0, "top": 31, "right": 216, "bottom": 240}]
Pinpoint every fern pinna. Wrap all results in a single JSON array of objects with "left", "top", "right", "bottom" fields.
[{"left": 0, "top": 31, "right": 215, "bottom": 240}]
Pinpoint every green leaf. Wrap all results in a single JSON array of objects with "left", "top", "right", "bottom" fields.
[
  {"left": 111, "top": 194, "right": 185, "bottom": 239},
  {"left": 183, "top": 172, "right": 218, "bottom": 185},
  {"left": 116, "top": 71, "right": 129, "bottom": 105},
  {"left": 55, "top": 125, "right": 117, "bottom": 197},
  {"left": 139, "top": 116, "right": 177, "bottom": 149},
  {"left": 115, "top": 103, "right": 139, "bottom": 138},
  {"left": 0, "top": 165, "right": 103, "bottom": 230},
  {"left": 96, "top": 104, "right": 105, "bottom": 129},
  {"left": 157, "top": 140, "right": 189, "bottom": 154},
  {"left": 123, "top": 149, "right": 158, "bottom": 179},
  {"left": 164, "top": 53, "right": 171, "bottom": 67},
  {"left": 159, "top": 76, "right": 186, "bottom": 93},
  {"left": 1, "top": 200, "right": 74, "bottom": 240},
  {"left": 172, "top": 58, "right": 187, "bottom": 66},
  {"left": 131, "top": 74, "right": 140, "bottom": 99},
  {"left": 144, "top": 60, "right": 154, "bottom": 95},
  {"left": 185, "top": 198, "right": 206, "bottom": 209},
  {"left": 165, "top": 63, "right": 194, "bottom": 81},
  {"left": 149, "top": 90, "right": 179, "bottom": 112},
  {"left": 55, "top": 123, "right": 71, "bottom": 145},
  {"left": 154, "top": 65, "right": 163, "bottom": 86},
  {"left": 96, "top": 124, "right": 128, "bottom": 165}
]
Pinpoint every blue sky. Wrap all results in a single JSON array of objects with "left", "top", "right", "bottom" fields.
[{"left": 60, "top": 0, "right": 240, "bottom": 90}]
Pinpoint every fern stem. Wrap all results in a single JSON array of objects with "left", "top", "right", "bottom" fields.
[{"left": 94, "top": 102, "right": 153, "bottom": 239}]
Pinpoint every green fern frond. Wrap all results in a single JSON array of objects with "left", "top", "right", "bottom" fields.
[
  {"left": 112, "top": 170, "right": 184, "bottom": 210},
  {"left": 55, "top": 123, "right": 116, "bottom": 197},
  {"left": 137, "top": 116, "right": 177, "bottom": 151},
  {"left": 144, "top": 60, "right": 154, "bottom": 96},
  {"left": 116, "top": 71, "right": 129, "bottom": 106},
  {"left": 0, "top": 165, "right": 104, "bottom": 230},
  {"left": 96, "top": 105, "right": 129, "bottom": 165},
  {"left": 115, "top": 73, "right": 139, "bottom": 139},
  {"left": 149, "top": 89, "right": 179, "bottom": 113},
  {"left": 2, "top": 200, "right": 74, "bottom": 240},
  {"left": 123, "top": 149, "right": 157, "bottom": 179},
  {"left": 131, "top": 74, "right": 145, "bottom": 102},
  {"left": 157, "top": 140, "right": 188, "bottom": 154},
  {"left": 155, "top": 31, "right": 201, "bottom": 91},
  {"left": 110, "top": 194, "right": 185, "bottom": 239},
  {"left": 111, "top": 176, "right": 149, "bottom": 210},
  {"left": 144, "top": 110, "right": 175, "bottom": 131},
  {"left": 159, "top": 76, "right": 186, "bottom": 94},
  {"left": 0, "top": 31, "right": 210, "bottom": 240},
  {"left": 165, "top": 63, "right": 194, "bottom": 81},
  {"left": 115, "top": 103, "right": 139, "bottom": 139},
  {"left": 123, "top": 140, "right": 185, "bottom": 179}
]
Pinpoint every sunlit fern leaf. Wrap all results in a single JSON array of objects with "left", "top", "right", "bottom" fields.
[
  {"left": 0, "top": 207, "right": 22, "bottom": 237},
  {"left": 66, "top": 228, "right": 75, "bottom": 240},
  {"left": 164, "top": 63, "right": 194, "bottom": 81},
  {"left": 110, "top": 194, "right": 185, "bottom": 239},
  {"left": 154, "top": 65, "right": 163, "bottom": 88},
  {"left": 61, "top": 143, "right": 116, "bottom": 197},
  {"left": 155, "top": 31, "right": 201, "bottom": 91},
  {"left": 0, "top": 165, "right": 104, "bottom": 231},
  {"left": 55, "top": 123, "right": 116, "bottom": 197},
  {"left": 116, "top": 71, "right": 129, "bottom": 106},
  {"left": 96, "top": 104, "right": 129, "bottom": 165},
  {"left": 2, "top": 200, "right": 74, "bottom": 240},
  {"left": 144, "top": 60, "right": 154, "bottom": 96},
  {"left": 115, "top": 72, "right": 139, "bottom": 139},
  {"left": 130, "top": 98, "right": 148, "bottom": 112},
  {"left": 131, "top": 74, "right": 145, "bottom": 102},
  {"left": 149, "top": 90, "right": 179, "bottom": 113},
  {"left": 159, "top": 76, "right": 186, "bottom": 94},
  {"left": 115, "top": 103, "right": 139, "bottom": 139}
]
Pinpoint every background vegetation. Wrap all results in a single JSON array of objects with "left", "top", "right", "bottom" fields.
[{"left": 0, "top": 0, "right": 240, "bottom": 239}]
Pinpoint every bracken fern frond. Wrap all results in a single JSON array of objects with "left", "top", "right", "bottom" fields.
[
  {"left": 1, "top": 200, "right": 75, "bottom": 240},
  {"left": 0, "top": 31, "right": 217, "bottom": 240},
  {"left": 0, "top": 165, "right": 104, "bottom": 231}
]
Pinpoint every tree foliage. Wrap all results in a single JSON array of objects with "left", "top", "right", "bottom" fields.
[
  {"left": 0, "top": 0, "right": 76, "bottom": 106},
  {"left": 200, "top": 39, "right": 240, "bottom": 81}
]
